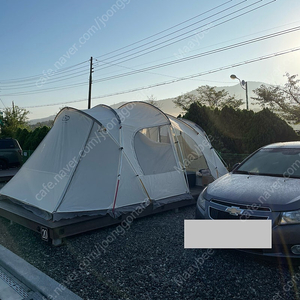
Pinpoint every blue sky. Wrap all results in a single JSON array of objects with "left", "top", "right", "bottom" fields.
[{"left": 1, "top": 0, "right": 300, "bottom": 119}]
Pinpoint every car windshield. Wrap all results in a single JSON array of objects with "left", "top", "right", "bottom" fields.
[{"left": 235, "top": 147, "right": 300, "bottom": 178}]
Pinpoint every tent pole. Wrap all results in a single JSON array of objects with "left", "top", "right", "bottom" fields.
[
  {"left": 170, "top": 126, "right": 189, "bottom": 192},
  {"left": 112, "top": 124, "right": 124, "bottom": 214},
  {"left": 137, "top": 176, "right": 151, "bottom": 200}
]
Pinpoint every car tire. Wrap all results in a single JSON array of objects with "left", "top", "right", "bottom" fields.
[{"left": 0, "top": 159, "right": 8, "bottom": 170}]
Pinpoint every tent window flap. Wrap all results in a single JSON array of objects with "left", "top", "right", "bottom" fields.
[{"left": 134, "top": 125, "right": 177, "bottom": 175}]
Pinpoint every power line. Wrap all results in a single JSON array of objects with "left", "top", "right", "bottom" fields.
[
  {"left": 93, "top": 19, "right": 300, "bottom": 79},
  {"left": 94, "top": 0, "right": 275, "bottom": 69},
  {"left": 1, "top": 81, "right": 88, "bottom": 97},
  {"left": 0, "top": 1, "right": 280, "bottom": 99},
  {"left": 98, "top": 0, "right": 275, "bottom": 68},
  {"left": 2, "top": 2, "right": 237, "bottom": 86},
  {"left": 0, "top": 69, "right": 90, "bottom": 89},
  {"left": 0, "top": 1, "right": 276, "bottom": 95},
  {"left": 0, "top": 60, "right": 89, "bottom": 84},
  {"left": 3, "top": 22, "right": 296, "bottom": 97},
  {"left": 20, "top": 46, "right": 300, "bottom": 108},
  {"left": 91, "top": 47, "right": 300, "bottom": 99},
  {"left": 1, "top": 1, "right": 234, "bottom": 87},
  {"left": 91, "top": 26, "right": 300, "bottom": 83},
  {"left": 96, "top": 0, "right": 234, "bottom": 60},
  {"left": 94, "top": 58, "right": 206, "bottom": 83},
  {"left": 92, "top": 20, "right": 300, "bottom": 81},
  {"left": 94, "top": 0, "right": 249, "bottom": 66},
  {"left": 95, "top": 0, "right": 245, "bottom": 62},
  {"left": 22, "top": 98, "right": 88, "bottom": 109}
]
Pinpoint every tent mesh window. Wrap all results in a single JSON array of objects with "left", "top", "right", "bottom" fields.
[
  {"left": 173, "top": 129, "right": 208, "bottom": 172},
  {"left": 134, "top": 125, "right": 177, "bottom": 175}
]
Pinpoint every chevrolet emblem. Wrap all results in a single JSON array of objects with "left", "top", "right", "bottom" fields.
[{"left": 225, "top": 206, "right": 244, "bottom": 216}]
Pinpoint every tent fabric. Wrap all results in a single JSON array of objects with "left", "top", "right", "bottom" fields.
[
  {"left": 0, "top": 102, "right": 228, "bottom": 221},
  {"left": 134, "top": 131, "right": 177, "bottom": 175},
  {"left": 113, "top": 102, "right": 189, "bottom": 203},
  {"left": 57, "top": 122, "right": 120, "bottom": 212},
  {"left": 0, "top": 108, "right": 94, "bottom": 212},
  {"left": 176, "top": 133, "right": 208, "bottom": 172},
  {"left": 83, "top": 105, "right": 121, "bottom": 142},
  {"left": 168, "top": 115, "right": 228, "bottom": 179},
  {"left": 118, "top": 102, "right": 170, "bottom": 128}
]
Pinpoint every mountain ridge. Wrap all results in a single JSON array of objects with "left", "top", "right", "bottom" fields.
[{"left": 28, "top": 81, "right": 269, "bottom": 124}]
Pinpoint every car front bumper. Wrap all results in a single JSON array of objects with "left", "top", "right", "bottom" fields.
[{"left": 195, "top": 202, "right": 300, "bottom": 258}]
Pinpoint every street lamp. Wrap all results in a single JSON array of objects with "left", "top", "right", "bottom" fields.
[{"left": 230, "top": 74, "right": 249, "bottom": 110}]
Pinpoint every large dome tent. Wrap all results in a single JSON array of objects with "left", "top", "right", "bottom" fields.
[{"left": 0, "top": 102, "right": 227, "bottom": 244}]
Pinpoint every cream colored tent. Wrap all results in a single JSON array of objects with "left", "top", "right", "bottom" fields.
[
  {"left": 168, "top": 115, "right": 228, "bottom": 179},
  {"left": 0, "top": 102, "right": 227, "bottom": 221}
]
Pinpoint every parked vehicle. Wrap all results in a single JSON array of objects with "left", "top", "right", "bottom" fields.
[
  {"left": 196, "top": 141, "right": 300, "bottom": 257},
  {"left": 0, "top": 138, "right": 23, "bottom": 169}
]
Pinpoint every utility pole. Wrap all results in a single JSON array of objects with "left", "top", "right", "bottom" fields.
[
  {"left": 245, "top": 81, "right": 249, "bottom": 110},
  {"left": 230, "top": 74, "right": 249, "bottom": 110},
  {"left": 88, "top": 57, "right": 93, "bottom": 109}
]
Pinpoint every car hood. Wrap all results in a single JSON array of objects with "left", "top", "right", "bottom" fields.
[{"left": 205, "top": 173, "right": 300, "bottom": 212}]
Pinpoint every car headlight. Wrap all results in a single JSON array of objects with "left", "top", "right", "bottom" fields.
[
  {"left": 280, "top": 210, "right": 300, "bottom": 225},
  {"left": 198, "top": 188, "right": 208, "bottom": 210}
]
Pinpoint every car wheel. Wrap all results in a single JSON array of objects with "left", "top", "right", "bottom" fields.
[{"left": 0, "top": 159, "right": 8, "bottom": 170}]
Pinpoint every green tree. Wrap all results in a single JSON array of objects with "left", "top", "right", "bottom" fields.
[
  {"left": 196, "top": 85, "right": 244, "bottom": 109},
  {"left": 184, "top": 102, "right": 298, "bottom": 155},
  {"left": 173, "top": 93, "right": 198, "bottom": 111},
  {"left": 246, "top": 108, "right": 298, "bottom": 152},
  {"left": 23, "top": 126, "right": 50, "bottom": 150},
  {"left": 252, "top": 73, "right": 300, "bottom": 123},
  {"left": 15, "top": 128, "right": 30, "bottom": 148},
  {"left": 173, "top": 85, "right": 243, "bottom": 111},
  {"left": 1, "top": 105, "right": 30, "bottom": 137}
]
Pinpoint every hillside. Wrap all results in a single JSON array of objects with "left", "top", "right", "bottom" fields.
[{"left": 29, "top": 81, "right": 269, "bottom": 124}]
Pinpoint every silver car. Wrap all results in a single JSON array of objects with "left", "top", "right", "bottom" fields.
[{"left": 196, "top": 141, "right": 300, "bottom": 257}]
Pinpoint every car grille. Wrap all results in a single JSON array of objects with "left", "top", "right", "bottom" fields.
[
  {"left": 209, "top": 207, "right": 269, "bottom": 220},
  {"left": 210, "top": 199, "right": 271, "bottom": 212}
]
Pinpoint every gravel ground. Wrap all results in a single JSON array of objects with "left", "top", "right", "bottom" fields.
[{"left": 0, "top": 204, "right": 300, "bottom": 300}]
